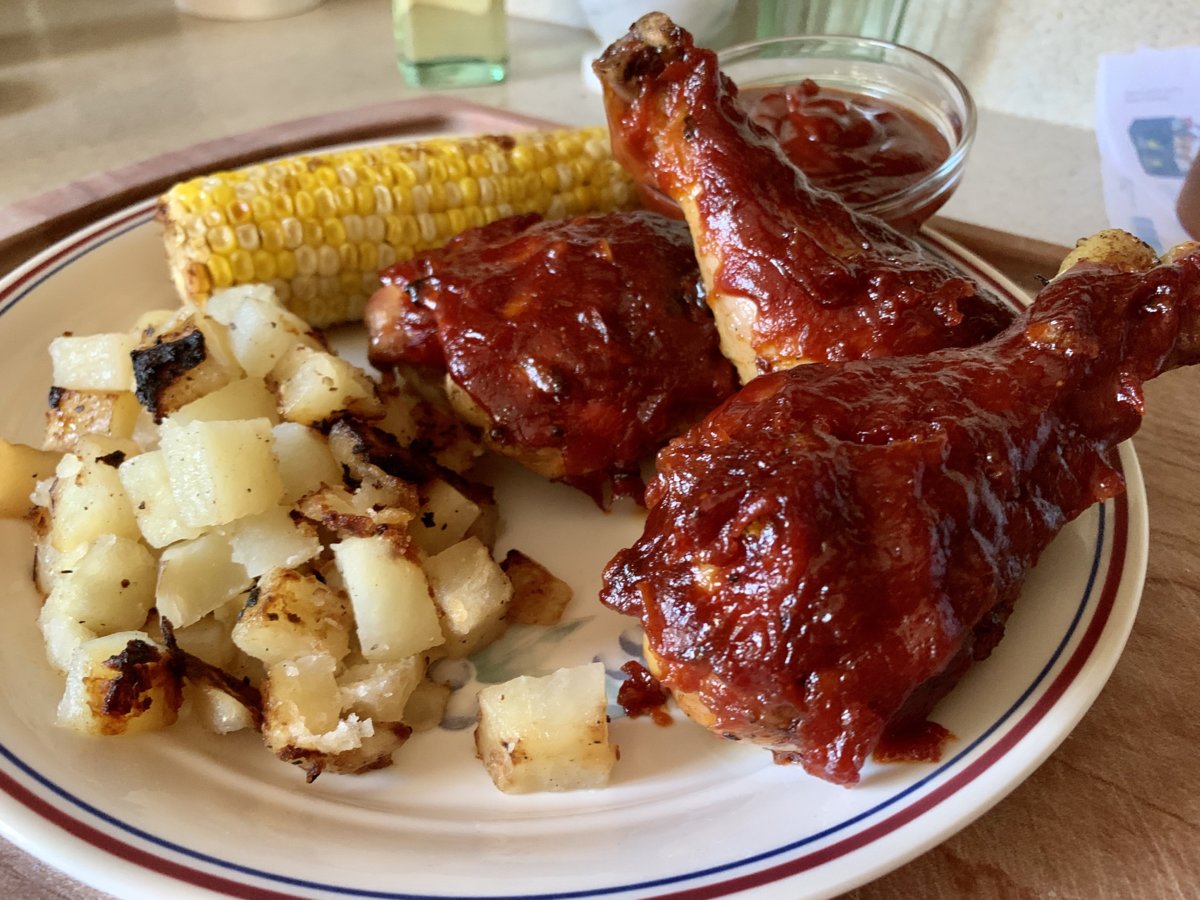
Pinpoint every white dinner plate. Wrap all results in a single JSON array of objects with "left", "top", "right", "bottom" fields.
[{"left": 0, "top": 197, "right": 1147, "bottom": 900}]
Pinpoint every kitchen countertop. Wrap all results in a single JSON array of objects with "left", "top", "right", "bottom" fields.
[{"left": 1, "top": 1, "right": 1197, "bottom": 899}]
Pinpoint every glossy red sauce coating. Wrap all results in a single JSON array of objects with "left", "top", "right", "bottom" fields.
[
  {"left": 594, "top": 19, "right": 1013, "bottom": 375},
  {"left": 602, "top": 248, "right": 1200, "bottom": 784},
  {"left": 365, "top": 211, "right": 737, "bottom": 502},
  {"left": 741, "top": 79, "right": 951, "bottom": 206},
  {"left": 617, "top": 661, "right": 673, "bottom": 726},
  {"left": 873, "top": 719, "right": 954, "bottom": 764}
]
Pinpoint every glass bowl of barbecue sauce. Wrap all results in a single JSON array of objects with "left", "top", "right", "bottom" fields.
[{"left": 717, "top": 34, "right": 975, "bottom": 232}]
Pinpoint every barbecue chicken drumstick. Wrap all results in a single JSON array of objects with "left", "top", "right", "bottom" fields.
[
  {"left": 365, "top": 211, "right": 736, "bottom": 503},
  {"left": 601, "top": 231, "right": 1200, "bottom": 785},
  {"left": 594, "top": 13, "right": 1014, "bottom": 383}
]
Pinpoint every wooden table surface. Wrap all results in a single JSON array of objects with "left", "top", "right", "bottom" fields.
[{"left": 1, "top": 104, "right": 1197, "bottom": 900}]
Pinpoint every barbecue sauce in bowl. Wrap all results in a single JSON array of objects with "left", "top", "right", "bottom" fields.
[{"left": 741, "top": 79, "right": 951, "bottom": 209}]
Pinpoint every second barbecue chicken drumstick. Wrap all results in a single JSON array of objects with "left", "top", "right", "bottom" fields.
[
  {"left": 601, "top": 232, "right": 1200, "bottom": 785},
  {"left": 594, "top": 13, "right": 1014, "bottom": 382}
]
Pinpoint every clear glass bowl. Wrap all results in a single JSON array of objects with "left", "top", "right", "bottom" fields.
[{"left": 717, "top": 34, "right": 976, "bottom": 231}]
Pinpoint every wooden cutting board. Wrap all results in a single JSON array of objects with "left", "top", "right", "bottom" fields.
[{"left": 1, "top": 96, "right": 1196, "bottom": 900}]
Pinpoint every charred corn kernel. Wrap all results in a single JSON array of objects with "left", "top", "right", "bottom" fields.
[{"left": 158, "top": 127, "right": 637, "bottom": 326}]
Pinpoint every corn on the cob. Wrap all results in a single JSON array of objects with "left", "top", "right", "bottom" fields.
[{"left": 157, "top": 127, "right": 639, "bottom": 328}]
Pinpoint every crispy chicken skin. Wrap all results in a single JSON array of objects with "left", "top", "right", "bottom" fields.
[
  {"left": 601, "top": 232, "right": 1200, "bottom": 784},
  {"left": 365, "top": 211, "right": 737, "bottom": 503},
  {"left": 593, "top": 13, "right": 1014, "bottom": 383}
]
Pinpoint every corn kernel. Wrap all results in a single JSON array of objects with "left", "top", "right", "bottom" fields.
[
  {"left": 295, "top": 245, "right": 318, "bottom": 276},
  {"left": 364, "top": 214, "right": 385, "bottom": 244},
  {"left": 253, "top": 250, "right": 277, "bottom": 281},
  {"left": 295, "top": 191, "right": 315, "bottom": 219},
  {"left": 323, "top": 217, "right": 347, "bottom": 248},
  {"left": 277, "top": 249, "right": 297, "bottom": 280},
  {"left": 207, "top": 255, "right": 234, "bottom": 289},
  {"left": 208, "top": 225, "right": 236, "bottom": 254},
  {"left": 302, "top": 220, "right": 323, "bottom": 246},
  {"left": 416, "top": 213, "right": 437, "bottom": 245},
  {"left": 280, "top": 217, "right": 304, "bottom": 250},
  {"left": 358, "top": 241, "right": 378, "bottom": 272},
  {"left": 260, "top": 220, "right": 284, "bottom": 253},
  {"left": 343, "top": 214, "right": 365, "bottom": 243},
  {"left": 230, "top": 249, "right": 255, "bottom": 282},
  {"left": 317, "top": 245, "right": 340, "bottom": 276}
]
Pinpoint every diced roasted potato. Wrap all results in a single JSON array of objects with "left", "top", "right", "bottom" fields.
[
  {"left": 205, "top": 286, "right": 324, "bottom": 379},
  {"left": 169, "top": 377, "right": 281, "bottom": 426},
  {"left": 475, "top": 662, "right": 617, "bottom": 794},
  {"left": 131, "top": 309, "right": 241, "bottom": 420},
  {"left": 332, "top": 535, "right": 445, "bottom": 661},
  {"left": 73, "top": 433, "right": 141, "bottom": 463},
  {"left": 56, "top": 632, "right": 183, "bottom": 735},
  {"left": 281, "top": 724, "right": 411, "bottom": 779},
  {"left": 222, "top": 507, "right": 321, "bottom": 578},
  {"left": 425, "top": 538, "right": 512, "bottom": 658},
  {"left": 43, "top": 387, "right": 141, "bottom": 453},
  {"left": 117, "top": 449, "right": 204, "bottom": 548},
  {"left": 185, "top": 682, "right": 256, "bottom": 734},
  {"left": 0, "top": 439, "right": 59, "bottom": 519},
  {"left": 326, "top": 420, "right": 420, "bottom": 512},
  {"left": 409, "top": 479, "right": 481, "bottom": 555},
  {"left": 270, "top": 345, "right": 383, "bottom": 425},
  {"left": 158, "top": 416, "right": 283, "bottom": 528},
  {"left": 39, "top": 612, "right": 97, "bottom": 673},
  {"left": 39, "top": 534, "right": 156, "bottom": 634},
  {"left": 156, "top": 531, "right": 252, "bottom": 628},
  {"left": 338, "top": 657, "right": 425, "bottom": 722},
  {"left": 49, "top": 332, "right": 136, "bottom": 392},
  {"left": 272, "top": 422, "right": 343, "bottom": 504},
  {"left": 502, "top": 550, "right": 575, "bottom": 626},
  {"left": 47, "top": 452, "right": 140, "bottom": 552},
  {"left": 231, "top": 567, "right": 352, "bottom": 665},
  {"left": 171, "top": 614, "right": 239, "bottom": 668},
  {"left": 130, "top": 308, "right": 178, "bottom": 341},
  {"left": 262, "top": 654, "right": 378, "bottom": 778}
]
